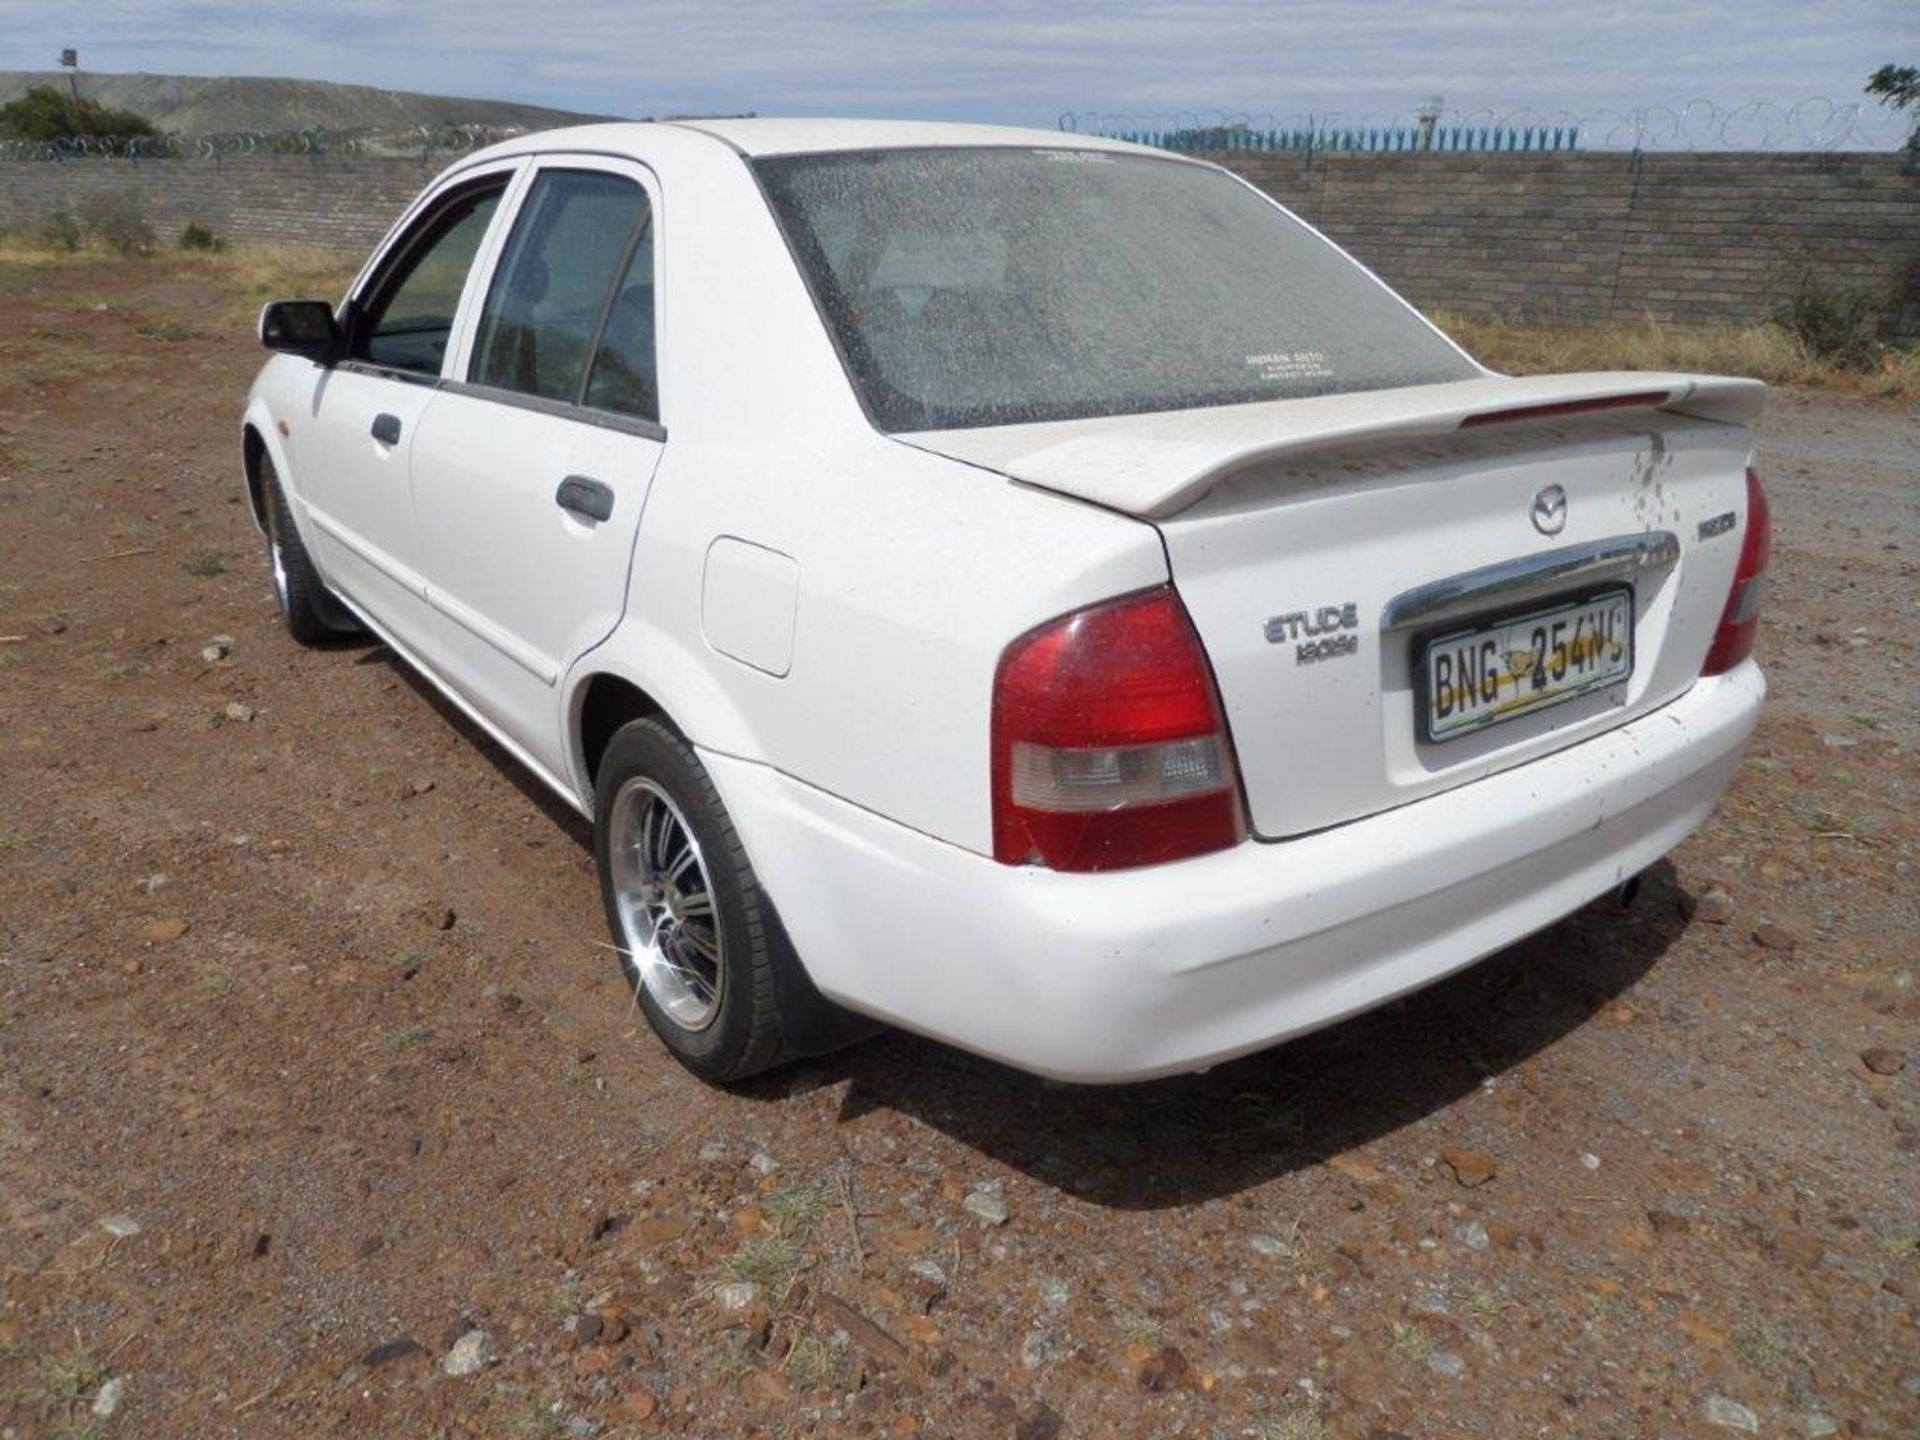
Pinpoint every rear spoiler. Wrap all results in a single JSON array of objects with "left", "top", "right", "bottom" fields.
[{"left": 906, "top": 372, "right": 1766, "bottom": 519}]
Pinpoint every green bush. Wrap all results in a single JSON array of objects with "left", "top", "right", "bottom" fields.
[
  {"left": 0, "top": 84, "right": 156, "bottom": 141},
  {"left": 38, "top": 210, "right": 83, "bottom": 253},
  {"left": 77, "top": 194, "right": 155, "bottom": 257},
  {"left": 179, "top": 222, "right": 225, "bottom": 252},
  {"left": 1866, "top": 64, "right": 1919, "bottom": 159},
  {"left": 1773, "top": 276, "right": 1886, "bottom": 370}
]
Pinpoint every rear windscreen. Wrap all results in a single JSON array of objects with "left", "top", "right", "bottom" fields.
[{"left": 754, "top": 147, "right": 1477, "bottom": 431}]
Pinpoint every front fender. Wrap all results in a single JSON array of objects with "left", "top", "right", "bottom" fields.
[
  {"left": 238, "top": 396, "right": 282, "bottom": 536},
  {"left": 241, "top": 382, "right": 338, "bottom": 591}
]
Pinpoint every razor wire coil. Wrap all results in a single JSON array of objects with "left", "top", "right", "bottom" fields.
[
  {"left": 0, "top": 123, "right": 526, "bottom": 162},
  {"left": 0, "top": 100, "right": 1907, "bottom": 161}
]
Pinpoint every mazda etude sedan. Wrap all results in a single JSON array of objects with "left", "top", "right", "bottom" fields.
[{"left": 243, "top": 119, "right": 1768, "bottom": 1083}]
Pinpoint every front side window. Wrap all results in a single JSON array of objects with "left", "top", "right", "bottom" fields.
[
  {"left": 470, "top": 170, "right": 655, "bottom": 415},
  {"left": 755, "top": 148, "right": 1477, "bottom": 431},
  {"left": 357, "top": 181, "right": 504, "bottom": 374}
]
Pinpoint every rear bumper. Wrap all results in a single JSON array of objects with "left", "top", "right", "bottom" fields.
[{"left": 706, "top": 661, "right": 1763, "bottom": 1082}]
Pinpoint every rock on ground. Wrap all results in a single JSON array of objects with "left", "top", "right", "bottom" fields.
[
  {"left": 964, "top": 1181, "right": 1010, "bottom": 1226},
  {"left": 443, "top": 1329, "right": 497, "bottom": 1377},
  {"left": 1703, "top": 1395, "right": 1760, "bottom": 1432},
  {"left": 1440, "top": 1147, "right": 1497, "bottom": 1187},
  {"left": 91, "top": 1376, "right": 125, "bottom": 1418}
]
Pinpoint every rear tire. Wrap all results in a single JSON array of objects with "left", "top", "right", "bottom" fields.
[
  {"left": 594, "top": 717, "right": 796, "bottom": 1083},
  {"left": 260, "top": 456, "right": 359, "bottom": 645}
]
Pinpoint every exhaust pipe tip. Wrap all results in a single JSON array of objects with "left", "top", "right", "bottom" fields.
[{"left": 1615, "top": 873, "right": 1644, "bottom": 909}]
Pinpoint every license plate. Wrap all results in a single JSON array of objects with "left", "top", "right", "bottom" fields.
[{"left": 1421, "top": 589, "right": 1633, "bottom": 742}]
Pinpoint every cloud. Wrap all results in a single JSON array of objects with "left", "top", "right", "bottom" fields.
[{"left": 5, "top": 0, "right": 1915, "bottom": 136}]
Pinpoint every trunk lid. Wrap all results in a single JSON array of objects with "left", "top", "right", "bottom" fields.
[{"left": 907, "top": 373, "right": 1765, "bottom": 837}]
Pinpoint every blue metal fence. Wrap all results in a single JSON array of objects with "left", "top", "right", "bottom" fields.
[
  {"left": 1087, "top": 122, "right": 1578, "bottom": 155},
  {"left": 1061, "top": 98, "right": 1913, "bottom": 155}
]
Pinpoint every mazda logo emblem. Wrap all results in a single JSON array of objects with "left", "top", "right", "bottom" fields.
[{"left": 1530, "top": 484, "right": 1568, "bottom": 536}]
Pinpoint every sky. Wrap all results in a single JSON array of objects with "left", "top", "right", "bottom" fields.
[{"left": 2, "top": 0, "right": 1916, "bottom": 144}]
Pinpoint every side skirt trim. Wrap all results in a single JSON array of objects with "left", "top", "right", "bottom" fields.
[{"left": 304, "top": 505, "right": 431, "bottom": 599}]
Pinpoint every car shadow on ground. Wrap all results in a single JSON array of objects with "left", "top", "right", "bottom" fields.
[
  {"left": 371, "top": 644, "right": 1691, "bottom": 1212},
  {"left": 372, "top": 647, "right": 592, "bottom": 846},
  {"left": 795, "top": 861, "right": 1690, "bottom": 1211}
]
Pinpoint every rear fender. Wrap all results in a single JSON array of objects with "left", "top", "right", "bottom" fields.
[
  {"left": 560, "top": 617, "right": 769, "bottom": 806},
  {"left": 561, "top": 633, "right": 880, "bottom": 1056}
]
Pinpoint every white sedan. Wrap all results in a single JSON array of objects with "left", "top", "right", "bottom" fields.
[{"left": 242, "top": 119, "right": 1769, "bottom": 1083}]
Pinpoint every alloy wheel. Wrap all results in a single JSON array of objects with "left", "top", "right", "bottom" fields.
[{"left": 606, "top": 777, "right": 726, "bottom": 1030}]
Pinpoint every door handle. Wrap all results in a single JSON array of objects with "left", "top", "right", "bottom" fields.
[
  {"left": 555, "top": 475, "right": 615, "bottom": 523},
  {"left": 370, "top": 412, "right": 402, "bottom": 445}
]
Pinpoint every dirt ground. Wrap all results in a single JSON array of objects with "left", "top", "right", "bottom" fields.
[{"left": 0, "top": 255, "right": 1914, "bottom": 1440}]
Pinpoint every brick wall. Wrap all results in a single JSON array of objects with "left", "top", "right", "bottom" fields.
[
  {"left": 0, "top": 152, "right": 438, "bottom": 251},
  {"left": 1, "top": 148, "right": 1915, "bottom": 332},
  {"left": 1215, "top": 150, "right": 1918, "bottom": 333}
]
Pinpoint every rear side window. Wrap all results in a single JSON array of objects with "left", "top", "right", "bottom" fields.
[
  {"left": 582, "top": 225, "right": 657, "bottom": 420},
  {"left": 470, "top": 170, "right": 655, "bottom": 414},
  {"left": 358, "top": 182, "right": 504, "bottom": 374},
  {"left": 755, "top": 148, "right": 1477, "bottom": 431}
]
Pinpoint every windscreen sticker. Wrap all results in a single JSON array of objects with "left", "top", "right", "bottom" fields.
[{"left": 1246, "top": 350, "right": 1335, "bottom": 383}]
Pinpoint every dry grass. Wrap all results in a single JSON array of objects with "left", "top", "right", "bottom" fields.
[
  {"left": 721, "top": 1234, "right": 806, "bottom": 1294},
  {"left": 1258, "top": 1411, "right": 1332, "bottom": 1440},
  {"left": 36, "top": 1347, "right": 108, "bottom": 1409},
  {"left": 189, "top": 245, "right": 359, "bottom": 323},
  {"left": 762, "top": 1179, "right": 833, "bottom": 1238},
  {"left": 1388, "top": 1319, "right": 1436, "bottom": 1367},
  {"left": 0, "top": 232, "right": 114, "bottom": 269},
  {"left": 0, "top": 233, "right": 358, "bottom": 325},
  {"left": 382, "top": 1023, "right": 429, "bottom": 1053},
  {"left": 10, "top": 353, "right": 90, "bottom": 387},
  {"left": 181, "top": 550, "right": 228, "bottom": 578},
  {"left": 1435, "top": 310, "right": 1920, "bottom": 401},
  {"left": 783, "top": 1333, "right": 849, "bottom": 1393}
]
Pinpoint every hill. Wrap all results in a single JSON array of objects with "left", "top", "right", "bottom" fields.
[{"left": 0, "top": 70, "right": 612, "bottom": 134}]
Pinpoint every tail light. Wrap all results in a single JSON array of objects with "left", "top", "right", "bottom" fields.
[
  {"left": 992, "top": 585, "right": 1246, "bottom": 871},
  {"left": 1701, "top": 467, "right": 1772, "bottom": 676}
]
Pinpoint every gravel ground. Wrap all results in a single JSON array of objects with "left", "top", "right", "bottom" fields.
[{"left": 0, "top": 258, "right": 1914, "bottom": 1440}]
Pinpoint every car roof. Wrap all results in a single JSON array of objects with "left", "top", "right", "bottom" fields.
[
  {"left": 666, "top": 116, "right": 1151, "bottom": 157},
  {"left": 471, "top": 117, "right": 1155, "bottom": 164}
]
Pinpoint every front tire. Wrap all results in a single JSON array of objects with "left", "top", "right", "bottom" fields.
[
  {"left": 594, "top": 718, "right": 794, "bottom": 1083},
  {"left": 259, "top": 457, "right": 359, "bottom": 645}
]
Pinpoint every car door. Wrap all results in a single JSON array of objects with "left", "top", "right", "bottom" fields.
[
  {"left": 290, "top": 166, "right": 517, "bottom": 651},
  {"left": 407, "top": 158, "right": 665, "bottom": 776}
]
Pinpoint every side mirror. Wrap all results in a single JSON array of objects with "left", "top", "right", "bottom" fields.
[{"left": 259, "top": 300, "right": 340, "bottom": 364}]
